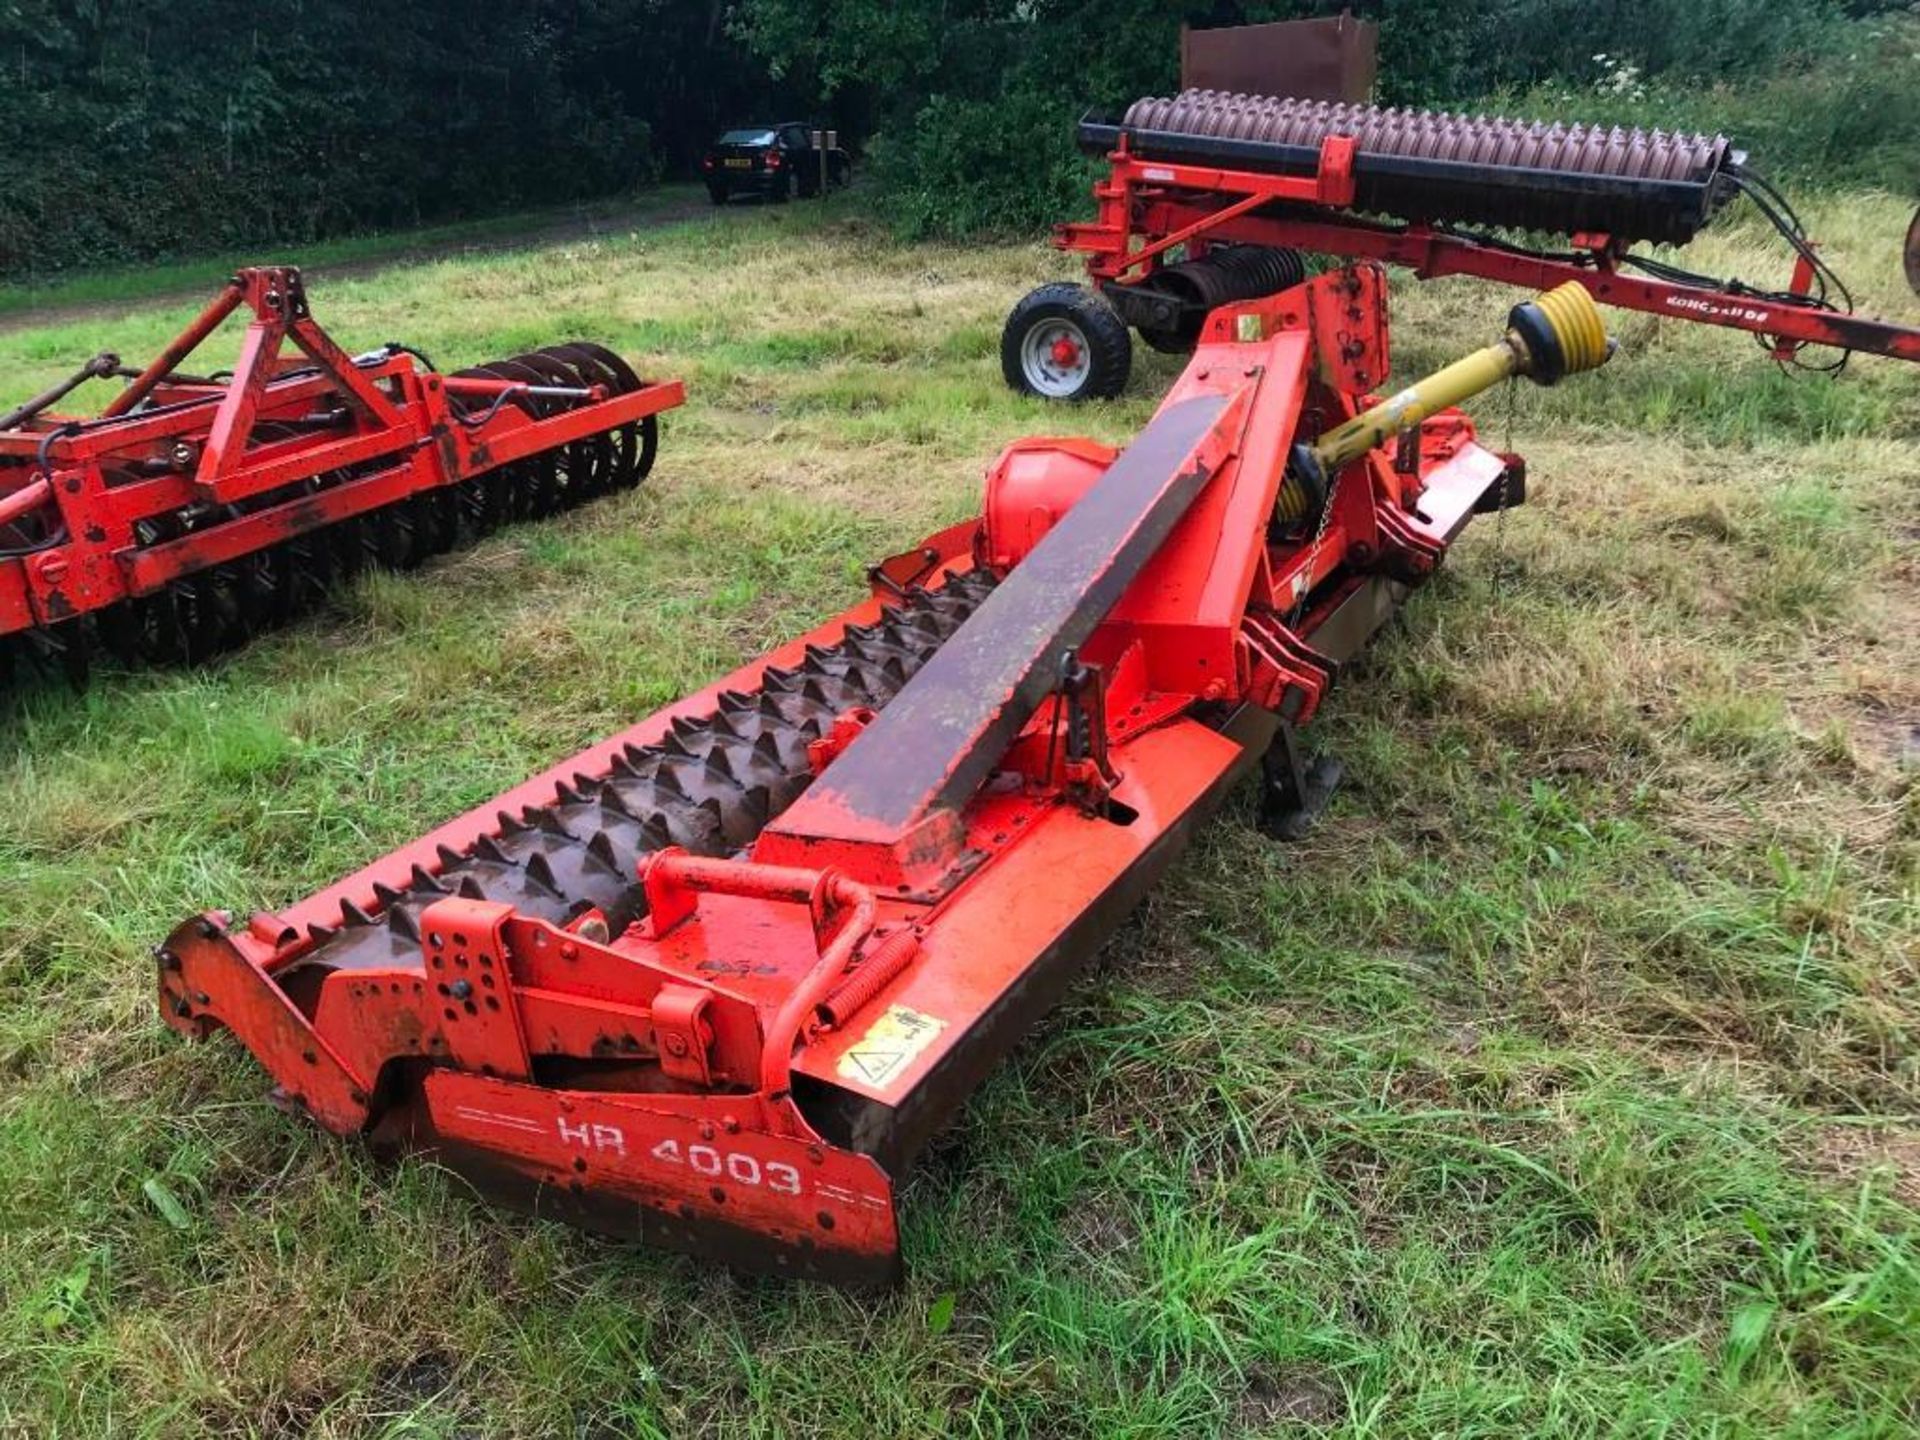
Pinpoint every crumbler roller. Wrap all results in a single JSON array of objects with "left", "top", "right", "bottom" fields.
[
  {"left": 159, "top": 266, "right": 1612, "bottom": 1285},
  {"left": 1117, "top": 91, "right": 1741, "bottom": 244}
]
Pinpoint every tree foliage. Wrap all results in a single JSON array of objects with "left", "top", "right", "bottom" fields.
[
  {"left": 0, "top": 0, "right": 809, "bottom": 280},
  {"left": 0, "top": 0, "right": 1904, "bottom": 276},
  {"left": 733, "top": 0, "right": 1883, "bottom": 239}
]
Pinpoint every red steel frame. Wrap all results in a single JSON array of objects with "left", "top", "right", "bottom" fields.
[
  {"left": 0, "top": 267, "right": 685, "bottom": 637},
  {"left": 159, "top": 264, "right": 1526, "bottom": 1284},
  {"left": 1060, "top": 137, "right": 1920, "bottom": 365}
]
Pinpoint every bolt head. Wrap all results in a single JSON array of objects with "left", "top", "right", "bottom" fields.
[{"left": 449, "top": 978, "right": 473, "bottom": 1000}]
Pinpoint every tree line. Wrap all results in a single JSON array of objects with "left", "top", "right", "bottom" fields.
[
  {"left": 1, "top": 0, "right": 1910, "bottom": 281},
  {"left": 0, "top": 0, "right": 807, "bottom": 279}
]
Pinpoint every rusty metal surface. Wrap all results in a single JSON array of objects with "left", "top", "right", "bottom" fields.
[
  {"left": 1125, "top": 91, "right": 1730, "bottom": 184},
  {"left": 783, "top": 392, "right": 1232, "bottom": 838},
  {"left": 1117, "top": 90, "right": 1735, "bottom": 243},
  {"left": 1181, "top": 15, "right": 1376, "bottom": 103}
]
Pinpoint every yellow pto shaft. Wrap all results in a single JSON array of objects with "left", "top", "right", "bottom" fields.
[{"left": 1309, "top": 281, "right": 1613, "bottom": 475}]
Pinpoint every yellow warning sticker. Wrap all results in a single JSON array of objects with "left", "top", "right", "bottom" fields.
[{"left": 836, "top": 1004, "right": 947, "bottom": 1090}]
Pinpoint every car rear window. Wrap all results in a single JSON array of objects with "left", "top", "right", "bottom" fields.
[{"left": 718, "top": 129, "right": 775, "bottom": 146}]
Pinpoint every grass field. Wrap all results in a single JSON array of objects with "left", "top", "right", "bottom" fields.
[
  {"left": 0, "top": 189, "right": 708, "bottom": 328},
  {"left": 0, "top": 186, "right": 1916, "bottom": 1437}
]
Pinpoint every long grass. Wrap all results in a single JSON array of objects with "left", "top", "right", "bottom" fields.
[{"left": 0, "top": 185, "right": 1915, "bottom": 1437}]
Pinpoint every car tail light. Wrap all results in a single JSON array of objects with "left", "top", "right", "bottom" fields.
[{"left": 765, "top": 150, "right": 782, "bottom": 169}]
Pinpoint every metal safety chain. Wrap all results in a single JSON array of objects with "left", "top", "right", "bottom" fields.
[
  {"left": 1490, "top": 374, "right": 1517, "bottom": 598},
  {"left": 1289, "top": 456, "right": 1345, "bottom": 627}
]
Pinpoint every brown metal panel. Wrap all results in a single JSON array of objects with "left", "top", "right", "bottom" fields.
[
  {"left": 1179, "top": 15, "right": 1378, "bottom": 102},
  {"left": 775, "top": 390, "right": 1236, "bottom": 841}
]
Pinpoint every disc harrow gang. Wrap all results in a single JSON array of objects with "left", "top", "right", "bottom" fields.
[{"left": 0, "top": 267, "right": 683, "bottom": 687}]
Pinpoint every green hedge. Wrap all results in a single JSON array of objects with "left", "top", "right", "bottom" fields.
[
  {"left": 0, "top": 0, "right": 815, "bottom": 284},
  {"left": 1511, "top": 14, "right": 1920, "bottom": 194},
  {"left": 6, "top": 1, "right": 1911, "bottom": 279},
  {"left": 0, "top": 3, "right": 656, "bottom": 282}
]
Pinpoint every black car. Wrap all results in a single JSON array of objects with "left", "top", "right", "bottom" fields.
[{"left": 702, "top": 123, "right": 850, "bottom": 205}]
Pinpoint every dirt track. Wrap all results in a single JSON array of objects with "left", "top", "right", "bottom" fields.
[{"left": 0, "top": 189, "right": 714, "bottom": 337}]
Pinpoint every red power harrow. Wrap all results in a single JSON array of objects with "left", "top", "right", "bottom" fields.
[
  {"left": 0, "top": 266, "right": 683, "bottom": 683},
  {"left": 159, "top": 264, "right": 1611, "bottom": 1285},
  {"left": 1003, "top": 91, "right": 1920, "bottom": 401}
]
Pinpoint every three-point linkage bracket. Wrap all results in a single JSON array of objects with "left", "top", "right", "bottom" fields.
[{"left": 1258, "top": 720, "right": 1343, "bottom": 841}]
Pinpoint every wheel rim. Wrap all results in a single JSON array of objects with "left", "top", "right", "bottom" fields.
[{"left": 1019, "top": 318, "right": 1093, "bottom": 398}]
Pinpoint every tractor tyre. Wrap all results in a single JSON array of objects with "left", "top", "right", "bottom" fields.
[
  {"left": 1000, "top": 283, "right": 1132, "bottom": 402},
  {"left": 1905, "top": 205, "right": 1920, "bottom": 297}
]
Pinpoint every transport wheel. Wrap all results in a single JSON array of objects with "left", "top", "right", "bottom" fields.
[
  {"left": 707, "top": 184, "right": 729, "bottom": 206},
  {"left": 1905, "top": 206, "right": 1919, "bottom": 297},
  {"left": 1000, "top": 283, "right": 1132, "bottom": 401},
  {"left": 773, "top": 173, "right": 792, "bottom": 204}
]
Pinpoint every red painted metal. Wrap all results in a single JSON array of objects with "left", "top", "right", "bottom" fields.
[
  {"left": 0, "top": 477, "right": 50, "bottom": 528},
  {"left": 0, "top": 266, "right": 685, "bottom": 649},
  {"left": 102, "top": 280, "right": 244, "bottom": 418},
  {"left": 158, "top": 266, "right": 1535, "bottom": 1285},
  {"left": 1064, "top": 139, "right": 1920, "bottom": 366}
]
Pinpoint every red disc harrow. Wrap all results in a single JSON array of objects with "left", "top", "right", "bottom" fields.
[{"left": 0, "top": 266, "right": 684, "bottom": 683}]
